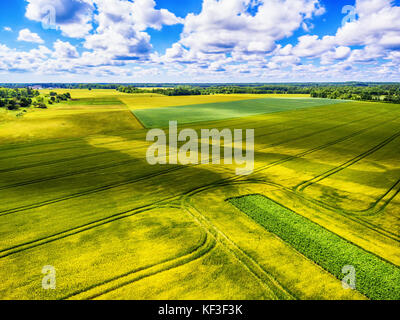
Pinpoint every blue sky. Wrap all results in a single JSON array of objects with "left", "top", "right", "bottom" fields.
[{"left": 0, "top": 0, "right": 399, "bottom": 82}]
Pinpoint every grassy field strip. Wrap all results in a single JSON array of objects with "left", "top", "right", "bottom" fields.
[
  {"left": 0, "top": 207, "right": 207, "bottom": 300},
  {"left": 65, "top": 233, "right": 216, "bottom": 300},
  {"left": 181, "top": 195, "right": 296, "bottom": 300},
  {"left": 187, "top": 180, "right": 400, "bottom": 265},
  {"left": 63, "top": 98, "right": 125, "bottom": 106},
  {"left": 295, "top": 130, "right": 400, "bottom": 193},
  {"left": 185, "top": 183, "right": 368, "bottom": 299},
  {"left": 0, "top": 109, "right": 366, "bottom": 213},
  {"left": 228, "top": 195, "right": 400, "bottom": 300},
  {"left": 133, "top": 98, "right": 348, "bottom": 128}
]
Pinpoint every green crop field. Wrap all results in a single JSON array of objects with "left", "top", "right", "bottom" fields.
[
  {"left": 133, "top": 97, "right": 346, "bottom": 128},
  {"left": 0, "top": 89, "right": 399, "bottom": 300},
  {"left": 228, "top": 195, "right": 400, "bottom": 300}
]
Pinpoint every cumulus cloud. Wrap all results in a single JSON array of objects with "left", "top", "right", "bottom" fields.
[
  {"left": 1, "top": 0, "right": 397, "bottom": 82},
  {"left": 17, "top": 28, "right": 44, "bottom": 44},
  {"left": 271, "top": 0, "right": 400, "bottom": 74},
  {"left": 53, "top": 40, "right": 79, "bottom": 59},
  {"left": 24, "top": 0, "right": 182, "bottom": 62},
  {"left": 3, "top": 27, "right": 12, "bottom": 32},
  {"left": 83, "top": 0, "right": 181, "bottom": 61},
  {"left": 179, "top": 0, "right": 324, "bottom": 56},
  {"left": 25, "top": 0, "right": 94, "bottom": 38}
]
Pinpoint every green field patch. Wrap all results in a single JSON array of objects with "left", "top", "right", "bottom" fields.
[
  {"left": 65, "top": 98, "right": 125, "bottom": 106},
  {"left": 133, "top": 98, "right": 347, "bottom": 128},
  {"left": 228, "top": 194, "right": 400, "bottom": 300}
]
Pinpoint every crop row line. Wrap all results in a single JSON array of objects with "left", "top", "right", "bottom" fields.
[
  {"left": 0, "top": 128, "right": 148, "bottom": 160},
  {"left": 0, "top": 165, "right": 183, "bottom": 217},
  {"left": 0, "top": 102, "right": 366, "bottom": 162},
  {"left": 0, "top": 195, "right": 183, "bottom": 258},
  {"left": 0, "top": 112, "right": 358, "bottom": 215},
  {"left": 185, "top": 180, "right": 400, "bottom": 255},
  {"left": 65, "top": 231, "right": 216, "bottom": 300},
  {"left": 0, "top": 159, "right": 141, "bottom": 191},
  {"left": 295, "top": 129, "right": 400, "bottom": 193},
  {"left": 1, "top": 107, "right": 386, "bottom": 217},
  {"left": 181, "top": 194, "right": 296, "bottom": 300},
  {"left": 0, "top": 117, "right": 396, "bottom": 260}
]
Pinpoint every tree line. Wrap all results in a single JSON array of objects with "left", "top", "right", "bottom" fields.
[
  {"left": 310, "top": 85, "right": 400, "bottom": 103},
  {"left": 0, "top": 88, "right": 71, "bottom": 110},
  {"left": 117, "top": 83, "right": 400, "bottom": 103},
  {"left": 117, "top": 85, "right": 313, "bottom": 96},
  {"left": 0, "top": 88, "right": 40, "bottom": 110}
]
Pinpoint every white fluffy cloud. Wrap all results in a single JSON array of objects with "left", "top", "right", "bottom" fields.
[
  {"left": 179, "top": 0, "right": 324, "bottom": 56},
  {"left": 53, "top": 40, "right": 79, "bottom": 59},
  {"left": 83, "top": 0, "right": 181, "bottom": 60},
  {"left": 25, "top": 0, "right": 94, "bottom": 38},
  {"left": 17, "top": 29, "right": 44, "bottom": 44},
  {"left": 0, "top": 0, "right": 398, "bottom": 82}
]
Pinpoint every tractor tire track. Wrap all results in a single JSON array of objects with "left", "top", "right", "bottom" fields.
[
  {"left": 0, "top": 109, "right": 390, "bottom": 217},
  {"left": 0, "top": 102, "right": 364, "bottom": 162},
  {"left": 64, "top": 231, "right": 216, "bottom": 300},
  {"left": 0, "top": 158, "right": 141, "bottom": 191},
  {"left": 181, "top": 193, "right": 296, "bottom": 300},
  {"left": 295, "top": 130, "right": 400, "bottom": 193}
]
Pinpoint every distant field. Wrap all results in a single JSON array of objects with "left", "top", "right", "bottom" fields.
[
  {"left": 0, "top": 89, "right": 399, "bottom": 300},
  {"left": 133, "top": 97, "right": 346, "bottom": 128},
  {"left": 120, "top": 93, "right": 311, "bottom": 110}
]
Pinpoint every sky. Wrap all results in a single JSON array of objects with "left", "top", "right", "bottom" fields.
[{"left": 0, "top": 0, "right": 400, "bottom": 83}]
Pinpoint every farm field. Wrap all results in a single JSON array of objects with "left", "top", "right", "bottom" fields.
[
  {"left": 0, "top": 89, "right": 399, "bottom": 300},
  {"left": 133, "top": 97, "right": 346, "bottom": 128}
]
